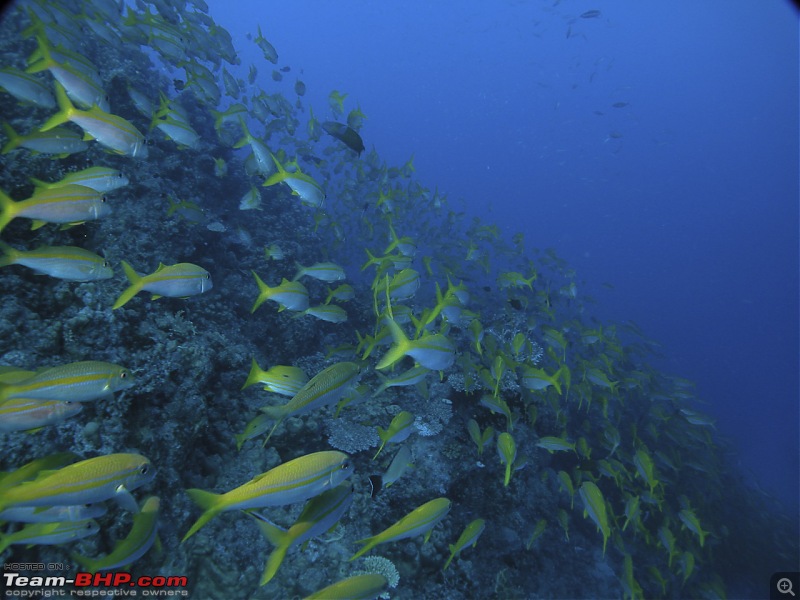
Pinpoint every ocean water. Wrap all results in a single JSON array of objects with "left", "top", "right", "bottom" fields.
[{"left": 0, "top": 1, "right": 797, "bottom": 599}]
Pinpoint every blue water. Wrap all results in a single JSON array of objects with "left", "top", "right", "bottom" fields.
[
  {"left": 1, "top": 1, "right": 797, "bottom": 597},
  {"left": 212, "top": 0, "right": 799, "bottom": 515}
]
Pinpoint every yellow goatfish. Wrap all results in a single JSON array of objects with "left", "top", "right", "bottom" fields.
[
  {"left": 260, "top": 362, "right": 360, "bottom": 442},
  {"left": 443, "top": 518, "right": 486, "bottom": 571},
  {"left": 0, "top": 519, "right": 100, "bottom": 554},
  {"left": 0, "top": 398, "right": 83, "bottom": 433},
  {"left": 40, "top": 82, "right": 147, "bottom": 158},
  {"left": 72, "top": 496, "right": 161, "bottom": 572},
  {"left": 249, "top": 482, "right": 354, "bottom": 585},
  {"left": 0, "top": 243, "right": 113, "bottom": 281},
  {"left": 182, "top": 451, "right": 353, "bottom": 542},
  {"left": 0, "top": 185, "right": 110, "bottom": 233},
  {"left": 241, "top": 358, "right": 308, "bottom": 396},
  {"left": 251, "top": 272, "right": 309, "bottom": 313},
  {"left": 350, "top": 497, "right": 451, "bottom": 560},
  {"left": 113, "top": 261, "right": 212, "bottom": 309},
  {"left": 0, "top": 453, "right": 154, "bottom": 514},
  {"left": 0, "top": 361, "right": 133, "bottom": 405},
  {"left": 304, "top": 574, "right": 388, "bottom": 600}
]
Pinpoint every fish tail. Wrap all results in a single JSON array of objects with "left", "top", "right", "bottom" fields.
[
  {"left": 349, "top": 537, "right": 376, "bottom": 561},
  {"left": 260, "top": 544, "right": 289, "bottom": 586},
  {"left": 0, "top": 240, "right": 16, "bottom": 268},
  {"left": 291, "top": 261, "right": 304, "bottom": 281},
  {"left": 442, "top": 546, "right": 456, "bottom": 571},
  {"left": 232, "top": 116, "right": 250, "bottom": 149},
  {"left": 112, "top": 261, "right": 144, "bottom": 309},
  {"left": 182, "top": 489, "right": 223, "bottom": 542},
  {"left": 24, "top": 35, "right": 55, "bottom": 75},
  {"left": 375, "top": 318, "right": 411, "bottom": 370},
  {"left": 241, "top": 357, "right": 265, "bottom": 390},
  {"left": 39, "top": 82, "right": 74, "bottom": 132},
  {"left": 250, "top": 270, "right": 272, "bottom": 313},
  {"left": 234, "top": 432, "right": 247, "bottom": 451},
  {"left": 1, "top": 121, "right": 21, "bottom": 154},
  {"left": 0, "top": 188, "right": 18, "bottom": 233}
]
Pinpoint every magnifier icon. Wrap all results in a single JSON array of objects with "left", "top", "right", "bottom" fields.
[{"left": 778, "top": 578, "right": 796, "bottom": 596}]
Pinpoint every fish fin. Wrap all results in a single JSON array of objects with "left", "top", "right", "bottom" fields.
[
  {"left": 0, "top": 240, "right": 16, "bottom": 267},
  {"left": 113, "top": 261, "right": 144, "bottom": 309},
  {"left": 151, "top": 294, "right": 162, "bottom": 300},
  {"left": 1, "top": 121, "right": 22, "bottom": 154},
  {"left": 39, "top": 82, "right": 74, "bottom": 132},
  {"left": 349, "top": 537, "right": 377, "bottom": 561},
  {"left": 241, "top": 357, "right": 264, "bottom": 390},
  {"left": 250, "top": 270, "right": 271, "bottom": 313},
  {"left": 114, "top": 485, "right": 140, "bottom": 513},
  {"left": 182, "top": 489, "right": 223, "bottom": 542},
  {"left": 375, "top": 317, "right": 411, "bottom": 370}
]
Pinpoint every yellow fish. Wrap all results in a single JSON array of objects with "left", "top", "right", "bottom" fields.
[{"left": 113, "top": 261, "right": 212, "bottom": 309}]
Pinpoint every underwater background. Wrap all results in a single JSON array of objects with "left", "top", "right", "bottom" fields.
[{"left": 0, "top": 0, "right": 797, "bottom": 599}]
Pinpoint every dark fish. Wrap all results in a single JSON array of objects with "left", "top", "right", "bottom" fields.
[
  {"left": 280, "top": 66, "right": 291, "bottom": 72},
  {"left": 294, "top": 80, "right": 306, "bottom": 96},
  {"left": 322, "top": 121, "right": 365, "bottom": 155},
  {"left": 173, "top": 79, "right": 185, "bottom": 91},
  {"left": 271, "top": 70, "right": 283, "bottom": 82},
  {"left": 580, "top": 9, "right": 601, "bottom": 18},
  {"left": 612, "top": 102, "right": 629, "bottom": 108},
  {"left": 509, "top": 298, "right": 523, "bottom": 311}
]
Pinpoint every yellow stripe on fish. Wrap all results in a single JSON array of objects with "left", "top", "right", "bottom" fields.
[
  {"left": 350, "top": 497, "right": 451, "bottom": 560},
  {"left": 113, "top": 261, "right": 212, "bottom": 309},
  {"left": 0, "top": 361, "right": 134, "bottom": 404},
  {"left": 72, "top": 496, "right": 161, "bottom": 573},
  {"left": 0, "top": 453, "right": 154, "bottom": 513},
  {"left": 182, "top": 450, "right": 353, "bottom": 542},
  {"left": 0, "top": 242, "right": 113, "bottom": 281},
  {"left": 260, "top": 362, "right": 360, "bottom": 442},
  {"left": 0, "top": 184, "right": 109, "bottom": 233}
]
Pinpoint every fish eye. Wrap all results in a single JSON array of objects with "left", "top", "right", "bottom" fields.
[
  {"left": 120, "top": 371, "right": 128, "bottom": 378},
  {"left": 205, "top": 274, "right": 210, "bottom": 279},
  {"left": 101, "top": 196, "right": 107, "bottom": 203},
  {"left": 140, "top": 464, "right": 149, "bottom": 475},
  {"left": 103, "top": 261, "right": 110, "bottom": 268}
]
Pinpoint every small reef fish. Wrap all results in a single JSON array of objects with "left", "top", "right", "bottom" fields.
[
  {"left": 0, "top": 398, "right": 83, "bottom": 433},
  {"left": 373, "top": 411, "right": 415, "bottom": 460},
  {"left": 443, "top": 518, "right": 486, "bottom": 571},
  {"left": 113, "top": 261, "right": 212, "bottom": 309},
  {"left": 249, "top": 482, "right": 354, "bottom": 586},
  {"left": 260, "top": 362, "right": 360, "bottom": 441},
  {"left": 182, "top": 451, "right": 353, "bottom": 541},
  {"left": 0, "top": 184, "right": 110, "bottom": 233},
  {"left": 0, "top": 453, "right": 154, "bottom": 514},
  {"left": 0, "top": 502, "right": 106, "bottom": 524},
  {"left": 293, "top": 261, "right": 346, "bottom": 282},
  {"left": 250, "top": 273, "right": 309, "bottom": 312},
  {"left": 0, "top": 519, "right": 100, "bottom": 554},
  {"left": 0, "top": 361, "right": 134, "bottom": 404},
  {"left": 263, "top": 152, "right": 325, "bottom": 208},
  {"left": 241, "top": 358, "right": 308, "bottom": 396},
  {"left": 1, "top": 121, "right": 88, "bottom": 156},
  {"left": 304, "top": 574, "right": 387, "bottom": 600},
  {"left": 0, "top": 243, "right": 113, "bottom": 281},
  {"left": 350, "top": 497, "right": 451, "bottom": 560},
  {"left": 40, "top": 82, "right": 147, "bottom": 158},
  {"left": 322, "top": 121, "right": 365, "bottom": 155},
  {"left": 376, "top": 316, "right": 455, "bottom": 371},
  {"left": 30, "top": 167, "right": 129, "bottom": 193},
  {"left": 72, "top": 496, "right": 161, "bottom": 573}
]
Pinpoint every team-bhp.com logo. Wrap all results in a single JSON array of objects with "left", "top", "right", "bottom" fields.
[{"left": 4, "top": 572, "right": 189, "bottom": 597}]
